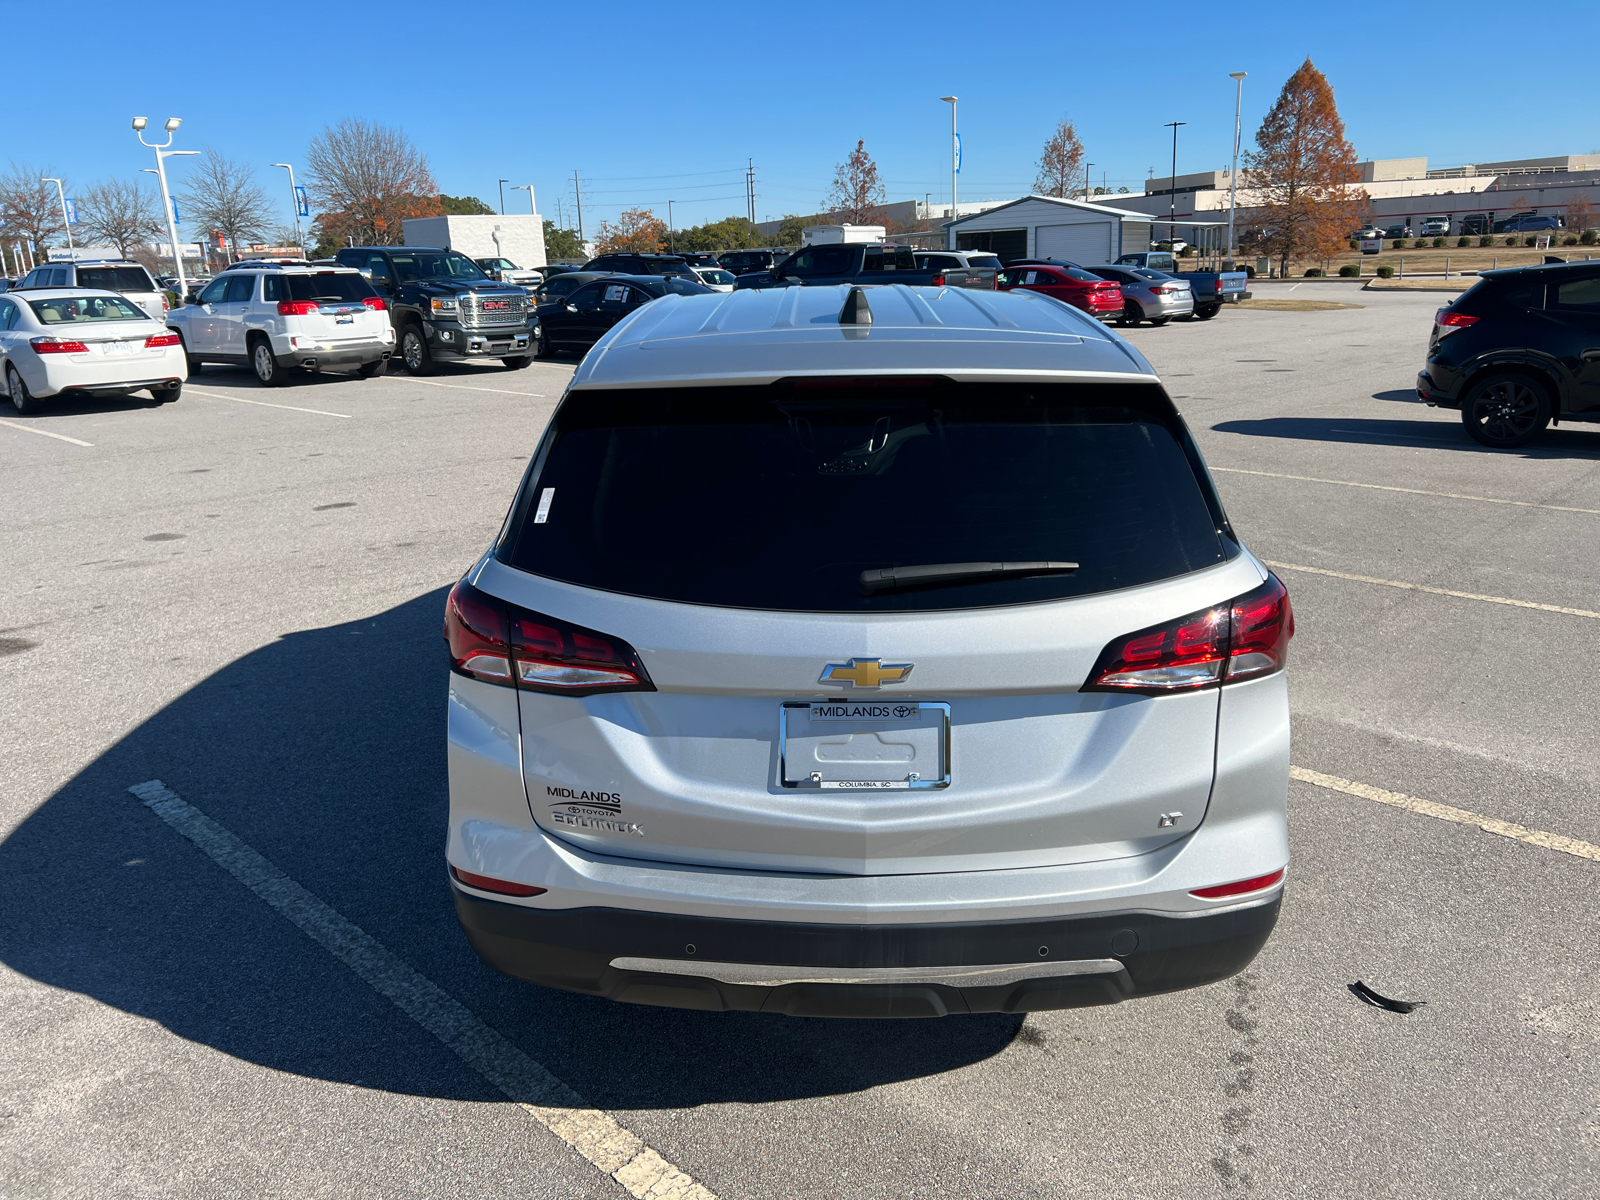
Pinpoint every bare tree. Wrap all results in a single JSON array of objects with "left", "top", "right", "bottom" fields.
[
  {"left": 303, "top": 118, "right": 439, "bottom": 246},
  {"left": 77, "top": 178, "right": 162, "bottom": 258},
  {"left": 179, "top": 148, "right": 276, "bottom": 262},
  {"left": 824, "top": 140, "right": 885, "bottom": 225},
  {"left": 1033, "top": 120, "right": 1085, "bottom": 198},
  {"left": 0, "top": 162, "right": 67, "bottom": 261}
]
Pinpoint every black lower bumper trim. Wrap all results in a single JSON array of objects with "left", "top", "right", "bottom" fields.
[{"left": 451, "top": 888, "right": 1281, "bottom": 1018}]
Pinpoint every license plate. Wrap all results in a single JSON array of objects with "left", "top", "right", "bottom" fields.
[
  {"left": 336, "top": 317, "right": 354, "bottom": 325},
  {"left": 780, "top": 701, "right": 950, "bottom": 788},
  {"left": 100, "top": 341, "right": 136, "bottom": 356}
]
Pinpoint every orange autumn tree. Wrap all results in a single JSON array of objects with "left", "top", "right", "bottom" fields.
[
  {"left": 594, "top": 207, "right": 668, "bottom": 254},
  {"left": 1033, "top": 119, "right": 1085, "bottom": 198},
  {"left": 1244, "top": 59, "right": 1363, "bottom": 276},
  {"left": 825, "top": 140, "right": 886, "bottom": 226}
]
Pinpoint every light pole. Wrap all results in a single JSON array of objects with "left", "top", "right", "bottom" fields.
[
  {"left": 667, "top": 200, "right": 674, "bottom": 252},
  {"left": 1083, "top": 162, "right": 1094, "bottom": 202},
  {"left": 1227, "top": 72, "right": 1247, "bottom": 267},
  {"left": 940, "top": 96, "right": 958, "bottom": 223},
  {"left": 498, "top": 179, "right": 509, "bottom": 215},
  {"left": 271, "top": 163, "right": 305, "bottom": 257},
  {"left": 509, "top": 184, "right": 536, "bottom": 215},
  {"left": 1163, "top": 121, "right": 1187, "bottom": 251},
  {"left": 133, "top": 117, "right": 197, "bottom": 296},
  {"left": 41, "top": 178, "right": 73, "bottom": 257}
]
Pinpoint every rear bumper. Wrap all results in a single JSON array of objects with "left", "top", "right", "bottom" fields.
[
  {"left": 452, "top": 887, "right": 1280, "bottom": 1017},
  {"left": 1416, "top": 369, "right": 1458, "bottom": 408},
  {"left": 276, "top": 338, "right": 391, "bottom": 369}
]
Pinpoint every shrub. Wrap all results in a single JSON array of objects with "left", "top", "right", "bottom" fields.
[
  {"left": 1376, "top": 265, "right": 1395, "bottom": 278},
  {"left": 1178, "top": 245, "right": 1194, "bottom": 257},
  {"left": 1304, "top": 267, "right": 1322, "bottom": 277},
  {"left": 1479, "top": 235, "right": 1493, "bottom": 247},
  {"left": 1457, "top": 236, "right": 1471, "bottom": 247},
  {"left": 1411, "top": 238, "right": 1426, "bottom": 249},
  {"left": 1241, "top": 264, "right": 1257, "bottom": 278},
  {"left": 1583, "top": 229, "right": 1598, "bottom": 245},
  {"left": 1338, "top": 264, "right": 1359, "bottom": 277},
  {"left": 1432, "top": 237, "right": 1446, "bottom": 248},
  {"left": 1565, "top": 235, "right": 1580, "bottom": 246},
  {"left": 1348, "top": 239, "right": 1359, "bottom": 250},
  {"left": 1392, "top": 239, "right": 1405, "bottom": 250},
  {"left": 1524, "top": 235, "right": 1538, "bottom": 247},
  {"left": 1505, "top": 235, "right": 1520, "bottom": 246}
]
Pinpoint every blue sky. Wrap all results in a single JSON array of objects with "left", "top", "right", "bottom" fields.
[{"left": 16, "top": 0, "right": 1599, "bottom": 235}]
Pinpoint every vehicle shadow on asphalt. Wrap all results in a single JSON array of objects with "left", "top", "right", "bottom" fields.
[
  {"left": 0, "top": 589, "right": 1020, "bottom": 1110},
  {"left": 189, "top": 360, "right": 558, "bottom": 390},
  {"left": 1213, "top": 415, "right": 1600, "bottom": 456}
]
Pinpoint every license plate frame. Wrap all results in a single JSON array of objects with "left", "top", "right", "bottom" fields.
[
  {"left": 778, "top": 700, "right": 950, "bottom": 790},
  {"left": 99, "top": 340, "right": 137, "bottom": 357}
]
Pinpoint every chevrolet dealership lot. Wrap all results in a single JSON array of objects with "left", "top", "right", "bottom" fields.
[{"left": 1, "top": 283, "right": 1596, "bottom": 1197}]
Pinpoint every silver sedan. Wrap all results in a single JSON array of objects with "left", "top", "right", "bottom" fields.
[{"left": 1085, "top": 265, "right": 1194, "bottom": 327}]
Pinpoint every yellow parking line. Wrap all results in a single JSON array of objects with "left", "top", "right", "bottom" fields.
[
  {"left": 0, "top": 417, "right": 93, "bottom": 446},
  {"left": 1213, "top": 466, "right": 1600, "bottom": 516},
  {"left": 185, "top": 386, "right": 351, "bottom": 419},
  {"left": 1291, "top": 766, "right": 1600, "bottom": 863},
  {"left": 1264, "top": 560, "right": 1600, "bottom": 620}
]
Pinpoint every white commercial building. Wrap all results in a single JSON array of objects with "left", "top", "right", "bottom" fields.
[
  {"left": 945, "top": 195, "right": 1155, "bottom": 262},
  {"left": 400, "top": 214, "right": 547, "bottom": 269}
]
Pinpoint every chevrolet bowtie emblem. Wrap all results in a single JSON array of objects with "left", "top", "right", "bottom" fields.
[{"left": 819, "top": 658, "right": 914, "bottom": 688}]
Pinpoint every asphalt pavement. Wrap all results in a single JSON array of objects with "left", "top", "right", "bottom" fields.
[{"left": 2, "top": 281, "right": 1596, "bottom": 1198}]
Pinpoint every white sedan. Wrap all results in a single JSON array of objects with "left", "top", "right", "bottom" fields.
[
  {"left": 692, "top": 267, "right": 737, "bottom": 293},
  {"left": 0, "top": 289, "right": 186, "bottom": 414}
]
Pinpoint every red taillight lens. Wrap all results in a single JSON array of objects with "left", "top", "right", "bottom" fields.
[
  {"left": 31, "top": 337, "right": 88, "bottom": 354},
  {"left": 145, "top": 332, "right": 181, "bottom": 348},
  {"left": 1083, "top": 574, "right": 1293, "bottom": 693},
  {"left": 929, "top": 273, "right": 946, "bottom": 286},
  {"left": 362, "top": 295, "right": 386, "bottom": 311},
  {"left": 450, "top": 865, "right": 547, "bottom": 897},
  {"left": 442, "top": 576, "right": 653, "bottom": 696},
  {"left": 1436, "top": 311, "right": 1478, "bottom": 329},
  {"left": 1191, "top": 868, "right": 1285, "bottom": 899},
  {"left": 277, "top": 300, "right": 319, "bottom": 315},
  {"left": 1214, "top": 279, "right": 1223, "bottom": 292}
]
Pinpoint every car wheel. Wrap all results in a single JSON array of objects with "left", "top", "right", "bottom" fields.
[
  {"left": 502, "top": 355, "right": 533, "bottom": 370},
  {"left": 1119, "top": 302, "right": 1142, "bottom": 328},
  {"left": 400, "top": 325, "right": 434, "bottom": 375},
  {"left": 1461, "top": 373, "right": 1550, "bottom": 448},
  {"left": 531, "top": 325, "right": 550, "bottom": 358},
  {"left": 7, "top": 365, "right": 39, "bottom": 415},
  {"left": 153, "top": 381, "right": 181, "bottom": 404},
  {"left": 251, "top": 337, "right": 286, "bottom": 387},
  {"left": 1149, "top": 316, "right": 1171, "bottom": 327},
  {"left": 1196, "top": 305, "right": 1220, "bottom": 320},
  {"left": 175, "top": 329, "right": 202, "bottom": 375},
  {"left": 357, "top": 360, "right": 385, "bottom": 378}
]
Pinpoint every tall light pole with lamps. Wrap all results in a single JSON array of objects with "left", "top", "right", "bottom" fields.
[
  {"left": 41, "top": 178, "right": 73, "bottom": 257},
  {"left": 271, "top": 163, "right": 305, "bottom": 257},
  {"left": 509, "top": 184, "right": 536, "bottom": 215},
  {"left": 1163, "top": 120, "right": 1187, "bottom": 252},
  {"left": 498, "top": 179, "right": 510, "bottom": 215},
  {"left": 940, "top": 96, "right": 958, "bottom": 228},
  {"left": 133, "top": 117, "right": 197, "bottom": 296},
  {"left": 1227, "top": 72, "right": 1247, "bottom": 267}
]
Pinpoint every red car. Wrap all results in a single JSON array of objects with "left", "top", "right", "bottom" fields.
[{"left": 996, "top": 263, "right": 1122, "bottom": 321}]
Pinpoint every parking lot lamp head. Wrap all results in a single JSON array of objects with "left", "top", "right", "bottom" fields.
[
  {"left": 131, "top": 116, "right": 148, "bottom": 131},
  {"left": 164, "top": 117, "right": 181, "bottom": 132}
]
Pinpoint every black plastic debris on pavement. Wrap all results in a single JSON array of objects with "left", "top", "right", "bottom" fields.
[{"left": 1349, "top": 980, "right": 1427, "bottom": 1014}]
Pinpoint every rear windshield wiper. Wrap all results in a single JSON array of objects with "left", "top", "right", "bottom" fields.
[{"left": 859, "top": 561, "right": 1079, "bottom": 592}]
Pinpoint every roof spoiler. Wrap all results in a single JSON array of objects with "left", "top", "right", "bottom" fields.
[{"left": 838, "top": 286, "right": 873, "bottom": 325}]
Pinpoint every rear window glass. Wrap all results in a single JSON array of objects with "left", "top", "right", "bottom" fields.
[
  {"left": 286, "top": 273, "right": 374, "bottom": 302},
  {"left": 967, "top": 255, "right": 1002, "bottom": 270},
  {"left": 31, "top": 295, "right": 145, "bottom": 323},
  {"left": 76, "top": 267, "right": 155, "bottom": 292},
  {"left": 502, "top": 382, "right": 1232, "bottom": 612}
]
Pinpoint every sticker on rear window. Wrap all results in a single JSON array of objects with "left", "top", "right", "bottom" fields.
[
  {"left": 534, "top": 487, "right": 555, "bottom": 524},
  {"left": 604, "top": 285, "right": 628, "bottom": 302}
]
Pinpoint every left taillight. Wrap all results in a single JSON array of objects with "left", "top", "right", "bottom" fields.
[
  {"left": 443, "top": 576, "right": 654, "bottom": 696},
  {"left": 31, "top": 337, "right": 88, "bottom": 354},
  {"left": 930, "top": 273, "right": 946, "bottom": 287},
  {"left": 362, "top": 295, "right": 386, "bottom": 311},
  {"left": 1083, "top": 574, "right": 1293, "bottom": 693},
  {"left": 146, "top": 332, "right": 181, "bottom": 348},
  {"left": 1435, "top": 310, "right": 1478, "bottom": 336}
]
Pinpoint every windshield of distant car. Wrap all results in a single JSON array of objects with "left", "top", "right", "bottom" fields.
[
  {"left": 390, "top": 251, "right": 488, "bottom": 283},
  {"left": 75, "top": 267, "right": 156, "bottom": 292},
  {"left": 698, "top": 269, "right": 736, "bottom": 285},
  {"left": 30, "top": 295, "right": 145, "bottom": 323}
]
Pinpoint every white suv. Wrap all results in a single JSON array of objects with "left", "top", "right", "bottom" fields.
[
  {"left": 443, "top": 283, "right": 1293, "bottom": 1019},
  {"left": 165, "top": 261, "right": 395, "bottom": 386},
  {"left": 15, "top": 259, "right": 168, "bottom": 322}
]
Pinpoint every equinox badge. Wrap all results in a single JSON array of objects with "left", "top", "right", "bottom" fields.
[{"left": 819, "top": 658, "right": 914, "bottom": 688}]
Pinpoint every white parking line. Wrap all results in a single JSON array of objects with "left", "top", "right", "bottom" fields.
[
  {"left": 1291, "top": 766, "right": 1600, "bottom": 862},
  {"left": 128, "top": 780, "right": 714, "bottom": 1200},
  {"left": 1265, "top": 560, "right": 1600, "bottom": 620},
  {"left": 0, "top": 417, "right": 93, "bottom": 447},
  {"left": 185, "top": 386, "right": 351, "bottom": 419},
  {"left": 377, "top": 376, "right": 546, "bottom": 398},
  {"left": 1212, "top": 466, "right": 1600, "bottom": 517}
]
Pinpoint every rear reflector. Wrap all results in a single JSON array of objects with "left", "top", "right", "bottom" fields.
[
  {"left": 450, "top": 865, "right": 546, "bottom": 897},
  {"left": 1191, "top": 868, "right": 1286, "bottom": 899},
  {"left": 1083, "top": 574, "right": 1293, "bottom": 693}
]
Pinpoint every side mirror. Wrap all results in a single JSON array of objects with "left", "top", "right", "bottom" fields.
[{"left": 565, "top": 303, "right": 578, "bottom": 313}]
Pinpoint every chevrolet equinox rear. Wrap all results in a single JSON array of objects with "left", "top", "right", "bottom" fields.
[{"left": 445, "top": 283, "right": 1291, "bottom": 1019}]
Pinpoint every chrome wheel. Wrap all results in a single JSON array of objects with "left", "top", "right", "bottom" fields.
[
  {"left": 1463, "top": 375, "right": 1548, "bottom": 448},
  {"left": 401, "top": 327, "right": 432, "bottom": 375},
  {"left": 8, "top": 367, "right": 37, "bottom": 415},
  {"left": 253, "top": 342, "right": 275, "bottom": 383}
]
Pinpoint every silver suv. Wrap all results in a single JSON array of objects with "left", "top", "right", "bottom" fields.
[
  {"left": 13, "top": 259, "right": 168, "bottom": 322},
  {"left": 444, "top": 284, "right": 1292, "bottom": 1018}
]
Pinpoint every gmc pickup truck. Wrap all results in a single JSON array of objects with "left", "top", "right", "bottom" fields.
[
  {"left": 733, "top": 242, "right": 993, "bottom": 290},
  {"left": 1112, "top": 252, "right": 1250, "bottom": 320},
  {"left": 335, "top": 246, "right": 535, "bottom": 373}
]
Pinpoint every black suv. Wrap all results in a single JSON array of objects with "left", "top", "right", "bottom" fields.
[
  {"left": 580, "top": 253, "right": 698, "bottom": 279},
  {"left": 333, "top": 246, "right": 534, "bottom": 374},
  {"left": 1418, "top": 261, "right": 1600, "bottom": 447},
  {"left": 717, "top": 249, "right": 786, "bottom": 277}
]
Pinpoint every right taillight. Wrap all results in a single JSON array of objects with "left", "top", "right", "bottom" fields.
[
  {"left": 443, "top": 577, "right": 654, "bottom": 696},
  {"left": 1435, "top": 310, "right": 1478, "bottom": 336},
  {"left": 1083, "top": 574, "right": 1293, "bottom": 694},
  {"left": 277, "top": 300, "right": 319, "bottom": 315}
]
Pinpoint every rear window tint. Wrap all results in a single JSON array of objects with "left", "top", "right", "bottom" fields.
[
  {"left": 76, "top": 267, "right": 155, "bottom": 292},
  {"left": 502, "top": 382, "right": 1233, "bottom": 612},
  {"left": 286, "top": 273, "right": 374, "bottom": 302}
]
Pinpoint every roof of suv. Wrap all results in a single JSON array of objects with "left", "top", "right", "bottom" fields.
[{"left": 570, "top": 283, "right": 1155, "bottom": 389}]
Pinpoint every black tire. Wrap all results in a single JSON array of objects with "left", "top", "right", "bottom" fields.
[
  {"left": 1119, "top": 302, "right": 1143, "bottom": 328},
  {"left": 153, "top": 381, "right": 181, "bottom": 403},
  {"left": 175, "top": 329, "right": 202, "bottom": 375},
  {"left": 357, "top": 360, "right": 385, "bottom": 378},
  {"left": 7, "top": 365, "right": 39, "bottom": 415},
  {"left": 502, "top": 355, "right": 533, "bottom": 370},
  {"left": 251, "top": 336, "right": 287, "bottom": 387},
  {"left": 400, "top": 325, "right": 434, "bottom": 375},
  {"left": 1149, "top": 316, "right": 1171, "bottom": 327},
  {"left": 531, "top": 325, "right": 551, "bottom": 358},
  {"left": 1461, "top": 372, "right": 1550, "bottom": 448},
  {"left": 1196, "top": 305, "right": 1220, "bottom": 320}
]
